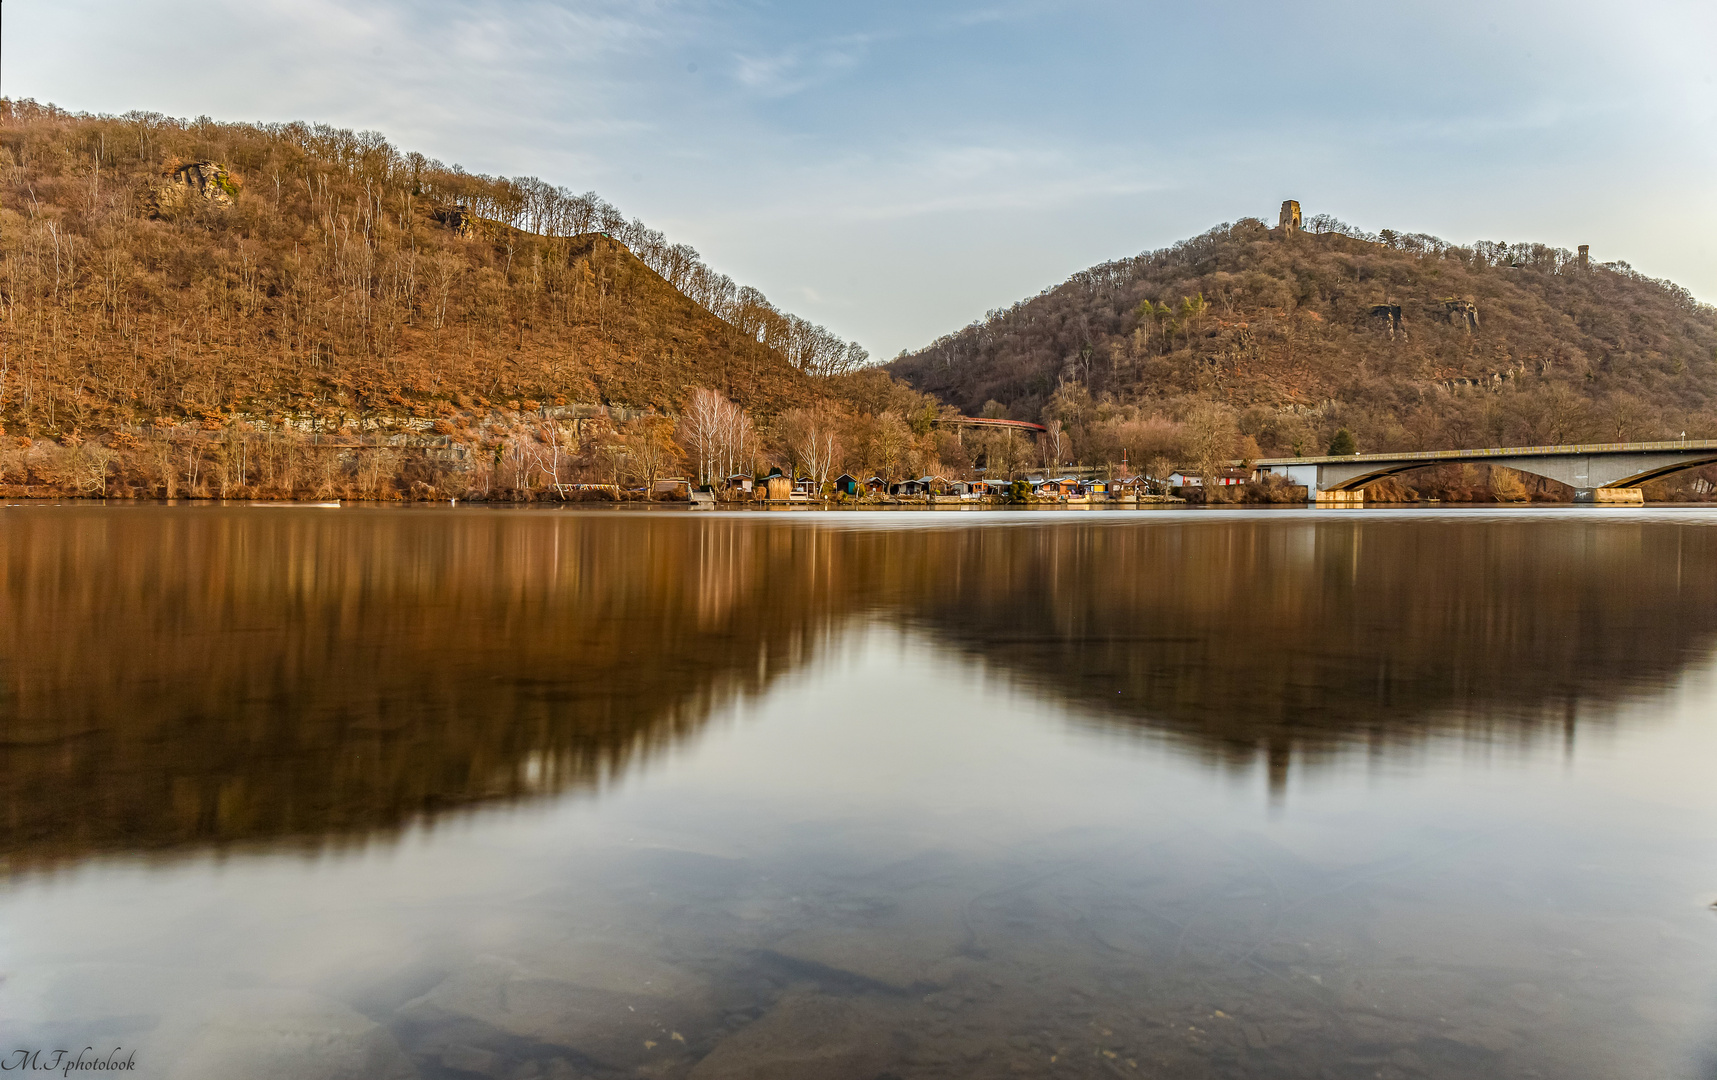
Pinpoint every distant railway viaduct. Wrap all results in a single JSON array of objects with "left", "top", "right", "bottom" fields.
[{"left": 932, "top": 416, "right": 1049, "bottom": 436}]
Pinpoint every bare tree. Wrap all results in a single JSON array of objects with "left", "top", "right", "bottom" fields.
[
  {"left": 1042, "top": 420, "right": 1067, "bottom": 472},
  {"left": 780, "top": 407, "right": 841, "bottom": 490},
  {"left": 976, "top": 427, "right": 1027, "bottom": 480},
  {"left": 429, "top": 252, "right": 461, "bottom": 331},
  {"left": 677, "top": 389, "right": 727, "bottom": 487},
  {"left": 801, "top": 427, "right": 840, "bottom": 491},
  {"left": 529, "top": 418, "right": 573, "bottom": 492},
  {"left": 717, "top": 398, "right": 756, "bottom": 482},
  {"left": 870, "top": 411, "right": 913, "bottom": 481},
  {"left": 358, "top": 447, "right": 401, "bottom": 499},
  {"left": 502, "top": 434, "right": 534, "bottom": 493},
  {"left": 623, "top": 416, "right": 680, "bottom": 496},
  {"left": 1185, "top": 401, "right": 1239, "bottom": 490},
  {"left": 676, "top": 388, "right": 754, "bottom": 488}
]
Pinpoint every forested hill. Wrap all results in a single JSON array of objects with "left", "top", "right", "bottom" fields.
[
  {"left": 0, "top": 100, "right": 868, "bottom": 437},
  {"left": 888, "top": 215, "right": 1717, "bottom": 455}
]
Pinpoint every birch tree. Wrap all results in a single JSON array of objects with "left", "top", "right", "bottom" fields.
[
  {"left": 781, "top": 407, "right": 841, "bottom": 490},
  {"left": 677, "top": 389, "right": 726, "bottom": 487},
  {"left": 677, "top": 388, "right": 754, "bottom": 487}
]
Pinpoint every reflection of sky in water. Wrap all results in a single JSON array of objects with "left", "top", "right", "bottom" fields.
[
  {"left": 5, "top": 622, "right": 1717, "bottom": 1079},
  {"left": 4, "top": 507, "right": 1717, "bottom": 1078}
]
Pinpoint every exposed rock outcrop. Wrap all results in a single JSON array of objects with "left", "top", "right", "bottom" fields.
[
  {"left": 432, "top": 203, "right": 473, "bottom": 237},
  {"left": 1438, "top": 297, "right": 1480, "bottom": 331},
  {"left": 144, "top": 161, "right": 237, "bottom": 217}
]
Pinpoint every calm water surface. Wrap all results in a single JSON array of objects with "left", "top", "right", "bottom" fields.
[{"left": 3, "top": 505, "right": 1717, "bottom": 1079}]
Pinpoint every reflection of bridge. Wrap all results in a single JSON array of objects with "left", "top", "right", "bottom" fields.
[
  {"left": 933, "top": 416, "right": 1049, "bottom": 436},
  {"left": 1255, "top": 440, "right": 1717, "bottom": 503}
]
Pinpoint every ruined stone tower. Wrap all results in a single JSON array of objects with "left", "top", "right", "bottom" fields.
[
  {"left": 1578, "top": 245, "right": 1590, "bottom": 269},
  {"left": 1278, "top": 200, "right": 1301, "bottom": 234}
]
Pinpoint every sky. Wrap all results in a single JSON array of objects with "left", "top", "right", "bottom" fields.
[{"left": 7, "top": 0, "right": 1717, "bottom": 359}]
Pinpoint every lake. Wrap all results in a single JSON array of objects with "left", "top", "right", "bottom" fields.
[{"left": 3, "top": 505, "right": 1716, "bottom": 1080}]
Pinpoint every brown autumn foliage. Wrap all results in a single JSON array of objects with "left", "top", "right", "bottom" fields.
[
  {"left": 890, "top": 216, "right": 1717, "bottom": 462},
  {"left": 0, "top": 100, "right": 903, "bottom": 498}
]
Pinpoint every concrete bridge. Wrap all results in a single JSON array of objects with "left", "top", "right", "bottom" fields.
[{"left": 1253, "top": 439, "right": 1717, "bottom": 504}]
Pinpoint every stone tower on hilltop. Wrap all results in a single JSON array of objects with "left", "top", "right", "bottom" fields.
[{"left": 1278, "top": 200, "right": 1301, "bottom": 234}]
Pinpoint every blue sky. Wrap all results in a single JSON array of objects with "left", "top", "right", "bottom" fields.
[{"left": 9, "top": 0, "right": 1716, "bottom": 358}]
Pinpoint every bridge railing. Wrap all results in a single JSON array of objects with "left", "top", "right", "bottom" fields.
[
  {"left": 933, "top": 417, "right": 1050, "bottom": 435},
  {"left": 1252, "top": 438, "right": 1717, "bottom": 468}
]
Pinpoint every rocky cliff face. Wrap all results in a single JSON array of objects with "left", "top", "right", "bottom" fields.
[{"left": 143, "top": 160, "right": 237, "bottom": 216}]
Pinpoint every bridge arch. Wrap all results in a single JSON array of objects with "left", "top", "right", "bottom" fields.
[
  {"left": 1319, "top": 460, "right": 1567, "bottom": 494},
  {"left": 1601, "top": 457, "right": 1717, "bottom": 488}
]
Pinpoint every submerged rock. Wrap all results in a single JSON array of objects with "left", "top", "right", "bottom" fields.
[
  {"left": 162, "top": 989, "right": 417, "bottom": 1080},
  {"left": 687, "top": 992, "right": 907, "bottom": 1080},
  {"left": 530, "top": 938, "right": 715, "bottom": 1002},
  {"left": 766, "top": 924, "right": 971, "bottom": 991},
  {"left": 394, "top": 951, "right": 711, "bottom": 1070},
  {"left": 765, "top": 891, "right": 974, "bottom": 992}
]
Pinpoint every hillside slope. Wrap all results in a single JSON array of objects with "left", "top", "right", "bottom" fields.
[
  {"left": 889, "top": 215, "right": 1717, "bottom": 457},
  {"left": 0, "top": 100, "right": 855, "bottom": 438}
]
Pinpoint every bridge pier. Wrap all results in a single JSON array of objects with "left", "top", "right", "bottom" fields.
[
  {"left": 1575, "top": 488, "right": 1645, "bottom": 505},
  {"left": 1314, "top": 490, "right": 1364, "bottom": 506}
]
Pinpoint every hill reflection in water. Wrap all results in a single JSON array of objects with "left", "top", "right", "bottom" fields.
[
  {"left": 891, "top": 517, "right": 1717, "bottom": 788},
  {"left": 2, "top": 507, "right": 1714, "bottom": 866}
]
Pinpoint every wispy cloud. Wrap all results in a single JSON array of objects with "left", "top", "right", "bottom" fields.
[
  {"left": 821, "top": 143, "right": 1165, "bottom": 221},
  {"left": 731, "top": 36, "right": 873, "bottom": 98}
]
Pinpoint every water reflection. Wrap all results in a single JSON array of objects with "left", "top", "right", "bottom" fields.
[
  {"left": 2, "top": 509, "right": 1716, "bottom": 866},
  {"left": 5, "top": 507, "right": 1717, "bottom": 1080},
  {"left": 894, "top": 518, "right": 1717, "bottom": 788},
  {"left": 0, "top": 509, "right": 847, "bottom": 866}
]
